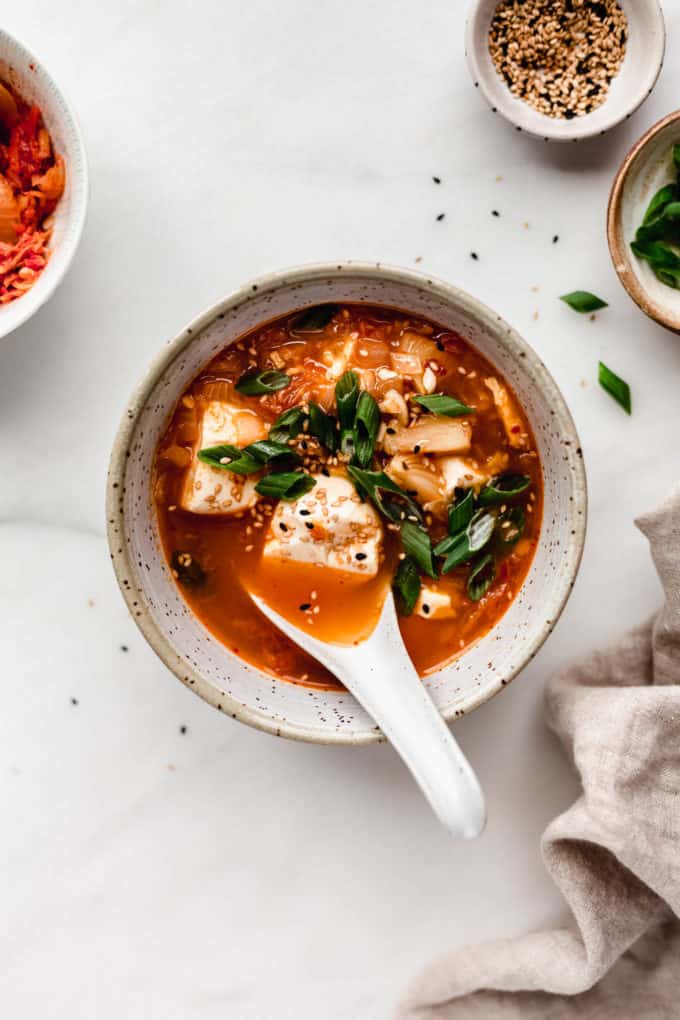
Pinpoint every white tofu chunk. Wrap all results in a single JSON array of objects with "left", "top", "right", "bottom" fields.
[
  {"left": 414, "top": 586, "right": 456, "bottom": 620},
  {"left": 263, "top": 474, "right": 382, "bottom": 577},
  {"left": 180, "top": 400, "right": 266, "bottom": 515},
  {"left": 438, "top": 456, "right": 489, "bottom": 498}
]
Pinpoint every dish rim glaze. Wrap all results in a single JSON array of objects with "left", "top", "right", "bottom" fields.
[{"left": 106, "top": 262, "right": 587, "bottom": 746}]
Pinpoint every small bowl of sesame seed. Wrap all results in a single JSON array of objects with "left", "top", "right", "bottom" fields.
[{"left": 466, "top": 0, "right": 665, "bottom": 142}]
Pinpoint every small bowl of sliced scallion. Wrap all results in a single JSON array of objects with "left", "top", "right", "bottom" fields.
[{"left": 608, "top": 109, "right": 680, "bottom": 333}]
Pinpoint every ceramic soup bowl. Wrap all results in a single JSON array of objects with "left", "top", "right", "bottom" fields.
[{"left": 107, "top": 263, "right": 587, "bottom": 745}]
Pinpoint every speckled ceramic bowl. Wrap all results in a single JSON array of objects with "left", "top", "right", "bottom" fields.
[
  {"left": 0, "top": 29, "right": 88, "bottom": 341},
  {"left": 466, "top": 0, "right": 665, "bottom": 142},
  {"left": 107, "top": 263, "right": 587, "bottom": 745},
  {"left": 608, "top": 109, "right": 680, "bottom": 332}
]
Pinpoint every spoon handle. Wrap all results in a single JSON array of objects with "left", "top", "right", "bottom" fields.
[
  {"left": 329, "top": 595, "right": 486, "bottom": 839},
  {"left": 250, "top": 591, "right": 486, "bottom": 839}
]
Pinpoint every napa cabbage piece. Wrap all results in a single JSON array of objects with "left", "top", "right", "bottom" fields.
[
  {"left": 382, "top": 415, "right": 471, "bottom": 456},
  {"left": 484, "top": 377, "right": 527, "bottom": 449}
]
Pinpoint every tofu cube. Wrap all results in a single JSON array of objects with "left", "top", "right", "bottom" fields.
[
  {"left": 180, "top": 400, "right": 266, "bottom": 515},
  {"left": 414, "top": 586, "right": 456, "bottom": 620},
  {"left": 263, "top": 474, "right": 382, "bottom": 577}
]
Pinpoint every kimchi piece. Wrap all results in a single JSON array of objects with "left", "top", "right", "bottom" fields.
[{"left": 0, "top": 80, "right": 65, "bottom": 305}]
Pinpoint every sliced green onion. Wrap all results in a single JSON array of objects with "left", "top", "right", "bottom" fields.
[
  {"left": 335, "top": 371, "right": 360, "bottom": 454},
  {"left": 308, "top": 402, "right": 338, "bottom": 452},
  {"left": 437, "top": 510, "right": 496, "bottom": 572},
  {"left": 401, "top": 521, "right": 437, "bottom": 579},
  {"left": 673, "top": 144, "right": 680, "bottom": 175},
  {"left": 198, "top": 439, "right": 298, "bottom": 475},
  {"left": 496, "top": 506, "right": 525, "bottom": 545},
  {"left": 171, "top": 550, "right": 206, "bottom": 587},
  {"left": 347, "top": 466, "right": 424, "bottom": 526},
  {"left": 235, "top": 369, "right": 291, "bottom": 396},
  {"left": 467, "top": 554, "right": 496, "bottom": 602},
  {"left": 392, "top": 556, "right": 421, "bottom": 617},
  {"left": 255, "top": 472, "right": 317, "bottom": 501},
  {"left": 197, "top": 444, "right": 260, "bottom": 474},
  {"left": 478, "top": 473, "right": 531, "bottom": 506},
  {"left": 598, "top": 361, "right": 631, "bottom": 414},
  {"left": 412, "top": 393, "right": 473, "bottom": 417},
  {"left": 641, "top": 183, "right": 677, "bottom": 226},
  {"left": 269, "top": 406, "right": 306, "bottom": 444},
  {"left": 559, "top": 291, "right": 608, "bottom": 313},
  {"left": 447, "top": 488, "right": 474, "bottom": 535},
  {"left": 291, "top": 304, "right": 339, "bottom": 332},
  {"left": 353, "top": 391, "right": 380, "bottom": 467}
]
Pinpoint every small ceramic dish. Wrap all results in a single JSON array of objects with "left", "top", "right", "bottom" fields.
[
  {"left": 608, "top": 109, "right": 680, "bottom": 332},
  {"left": 0, "top": 29, "right": 88, "bottom": 341},
  {"left": 107, "top": 263, "right": 587, "bottom": 746},
  {"left": 465, "top": 0, "right": 665, "bottom": 142}
]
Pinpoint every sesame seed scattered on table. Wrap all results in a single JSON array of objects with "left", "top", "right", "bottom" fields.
[{"left": 488, "top": 0, "right": 627, "bottom": 120}]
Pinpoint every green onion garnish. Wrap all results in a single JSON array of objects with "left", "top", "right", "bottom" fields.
[
  {"left": 467, "top": 553, "right": 496, "bottom": 602},
  {"left": 412, "top": 394, "right": 473, "bottom": 417},
  {"left": 198, "top": 439, "right": 298, "bottom": 475},
  {"left": 598, "top": 361, "right": 631, "bottom": 414},
  {"left": 353, "top": 390, "right": 380, "bottom": 468},
  {"left": 401, "top": 521, "right": 437, "bottom": 580},
  {"left": 392, "top": 556, "right": 421, "bottom": 616},
  {"left": 235, "top": 369, "right": 291, "bottom": 396},
  {"left": 347, "top": 466, "right": 424, "bottom": 526},
  {"left": 436, "top": 509, "right": 496, "bottom": 573},
  {"left": 447, "top": 488, "right": 474, "bottom": 535},
  {"left": 291, "top": 304, "right": 339, "bottom": 332},
  {"left": 560, "top": 291, "right": 608, "bottom": 313},
  {"left": 477, "top": 473, "right": 531, "bottom": 506},
  {"left": 254, "top": 472, "right": 317, "bottom": 501}
]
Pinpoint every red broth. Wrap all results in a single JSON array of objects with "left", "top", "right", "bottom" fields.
[{"left": 153, "top": 304, "right": 542, "bottom": 689}]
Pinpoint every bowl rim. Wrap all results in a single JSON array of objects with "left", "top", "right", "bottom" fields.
[
  {"left": 465, "top": 0, "right": 666, "bottom": 142},
  {"left": 607, "top": 108, "right": 680, "bottom": 333},
  {"left": 0, "top": 27, "right": 89, "bottom": 341},
  {"left": 106, "top": 261, "right": 588, "bottom": 746}
]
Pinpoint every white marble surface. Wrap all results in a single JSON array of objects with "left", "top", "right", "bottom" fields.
[{"left": 2, "top": 2, "right": 680, "bottom": 1017}]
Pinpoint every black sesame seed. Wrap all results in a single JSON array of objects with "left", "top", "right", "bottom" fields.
[
  {"left": 355, "top": 553, "right": 367, "bottom": 561},
  {"left": 432, "top": 176, "right": 441, "bottom": 184},
  {"left": 422, "top": 604, "right": 430, "bottom": 615},
  {"left": 305, "top": 522, "right": 314, "bottom": 530},
  {"left": 436, "top": 212, "right": 445, "bottom": 222},
  {"left": 386, "top": 427, "right": 396, "bottom": 435},
  {"left": 471, "top": 252, "right": 479, "bottom": 260},
  {"left": 552, "top": 235, "right": 559, "bottom": 243},
  {"left": 180, "top": 725, "right": 187, "bottom": 734},
  {"left": 120, "top": 644, "right": 129, "bottom": 652},
  {"left": 492, "top": 209, "right": 500, "bottom": 217},
  {"left": 71, "top": 697, "right": 78, "bottom": 706},
  {"left": 279, "top": 523, "right": 288, "bottom": 532},
  {"left": 299, "top": 509, "right": 311, "bottom": 516},
  {"left": 413, "top": 444, "right": 421, "bottom": 454},
  {"left": 299, "top": 603, "right": 311, "bottom": 611}
]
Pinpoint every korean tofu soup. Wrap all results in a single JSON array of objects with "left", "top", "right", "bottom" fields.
[{"left": 154, "top": 304, "right": 543, "bottom": 689}]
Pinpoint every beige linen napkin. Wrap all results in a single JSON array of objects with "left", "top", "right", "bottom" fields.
[{"left": 399, "top": 486, "right": 680, "bottom": 1019}]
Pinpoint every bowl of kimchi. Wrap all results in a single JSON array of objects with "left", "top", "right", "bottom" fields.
[
  {"left": 107, "top": 263, "right": 587, "bottom": 745},
  {"left": 0, "top": 29, "right": 87, "bottom": 340}
]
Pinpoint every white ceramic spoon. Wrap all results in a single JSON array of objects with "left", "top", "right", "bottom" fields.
[{"left": 250, "top": 589, "right": 486, "bottom": 839}]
